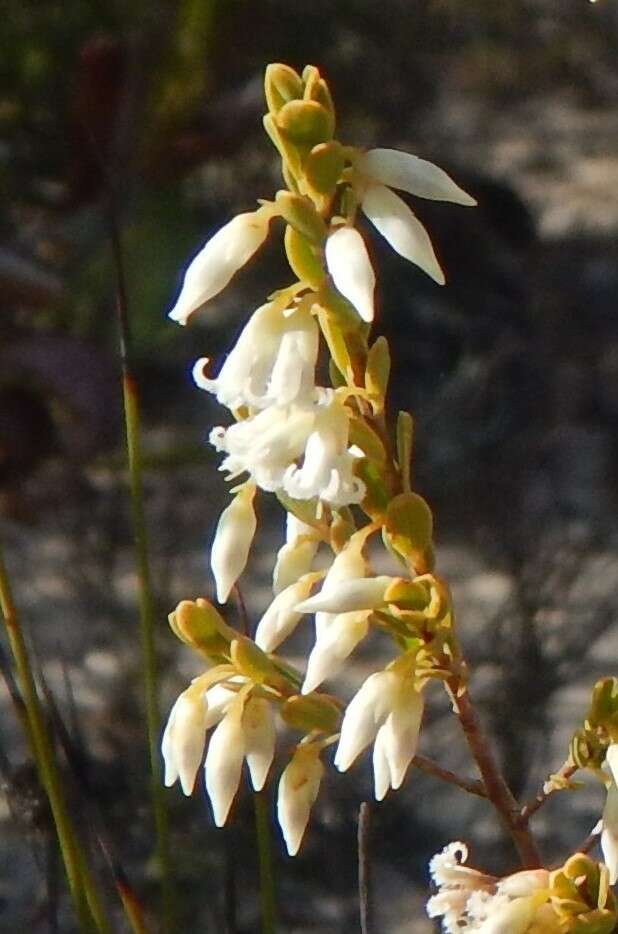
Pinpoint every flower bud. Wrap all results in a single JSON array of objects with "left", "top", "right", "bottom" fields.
[
  {"left": 277, "top": 744, "right": 324, "bottom": 856},
  {"left": 302, "top": 611, "right": 370, "bottom": 695},
  {"left": 211, "top": 484, "right": 257, "bottom": 604},
  {"left": 284, "top": 226, "right": 325, "bottom": 290},
  {"left": 295, "top": 575, "right": 393, "bottom": 614},
  {"left": 276, "top": 99, "right": 334, "bottom": 147},
  {"left": 275, "top": 190, "right": 327, "bottom": 244},
  {"left": 264, "top": 63, "right": 304, "bottom": 114},
  {"left": 242, "top": 697, "right": 276, "bottom": 792},
  {"left": 280, "top": 693, "right": 341, "bottom": 734},
  {"left": 205, "top": 700, "right": 245, "bottom": 826},
  {"left": 325, "top": 227, "right": 375, "bottom": 323},
  {"left": 169, "top": 209, "right": 272, "bottom": 325},
  {"left": 255, "top": 573, "right": 322, "bottom": 652},
  {"left": 272, "top": 514, "right": 320, "bottom": 595},
  {"left": 168, "top": 598, "right": 232, "bottom": 655},
  {"left": 230, "top": 637, "right": 279, "bottom": 685},
  {"left": 161, "top": 688, "right": 209, "bottom": 795},
  {"left": 304, "top": 141, "right": 345, "bottom": 197}
]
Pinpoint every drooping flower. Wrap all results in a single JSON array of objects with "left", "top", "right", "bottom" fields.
[
  {"left": 348, "top": 146, "right": 476, "bottom": 286},
  {"left": 255, "top": 572, "right": 323, "bottom": 652},
  {"left": 295, "top": 574, "right": 394, "bottom": 615},
  {"left": 241, "top": 696, "right": 276, "bottom": 792},
  {"left": 426, "top": 842, "right": 551, "bottom": 934},
  {"left": 193, "top": 300, "right": 319, "bottom": 410},
  {"left": 334, "top": 663, "right": 424, "bottom": 799},
  {"left": 272, "top": 513, "right": 321, "bottom": 594},
  {"left": 277, "top": 743, "right": 324, "bottom": 856},
  {"left": 210, "top": 394, "right": 366, "bottom": 507},
  {"left": 325, "top": 226, "right": 376, "bottom": 323},
  {"left": 161, "top": 687, "right": 209, "bottom": 795},
  {"left": 169, "top": 206, "right": 274, "bottom": 325},
  {"left": 210, "top": 483, "right": 257, "bottom": 604},
  {"left": 301, "top": 610, "right": 371, "bottom": 694}
]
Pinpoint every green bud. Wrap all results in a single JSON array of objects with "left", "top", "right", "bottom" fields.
[
  {"left": 230, "top": 637, "right": 278, "bottom": 684},
  {"left": 276, "top": 190, "right": 327, "bottom": 243},
  {"left": 276, "top": 99, "right": 334, "bottom": 147},
  {"left": 284, "top": 225, "right": 324, "bottom": 289},
  {"left": 280, "top": 693, "right": 341, "bottom": 734},
  {"left": 384, "top": 578, "right": 431, "bottom": 612},
  {"left": 365, "top": 337, "right": 391, "bottom": 414},
  {"left": 168, "top": 599, "right": 231, "bottom": 655},
  {"left": 589, "top": 677, "right": 618, "bottom": 731},
  {"left": 330, "top": 509, "right": 355, "bottom": 553},
  {"left": 264, "top": 63, "right": 304, "bottom": 114},
  {"left": 316, "top": 304, "right": 354, "bottom": 383},
  {"left": 570, "top": 728, "right": 605, "bottom": 770},
  {"left": 304, "top": 141, "right": 345, "bottom": 196},
  {"left": 263, "top": 113, "right": 303, "bottom": 178},
  {"left": 302, "top": 66, "right": 336, "bottom": 128},
  {"left": 355, "top": 458, "right": 390, "bottom": 519},
  {"left": 384, "top": 492, "right": 433, "bottom": 569}
]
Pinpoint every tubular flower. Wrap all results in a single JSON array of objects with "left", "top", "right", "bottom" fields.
[
  {"left": 325, "top": 226, "right": 376, "bottom": 323},
  {"left": 210, "top": 483, "right": 257, "bottom": 604},
  {"left": 161, "top": 687, "right": 209, "bottom": 795},
  {"left": 308, "top": 531, "right": 371, "bottom": 639},
  {"left": 426, "top": 842, "right": 551, "bottom": 934},
  {"left": 272, "top": 513, "right": 321, "bottom": 594},
  {"left": 601, "top": 744, "right": 618, "bottom": 884},
  {"left": 211, "top": 394, "right": 366, "bottom": 507},
  {"left": 242, "top": 696, "right": 276, "bottom": 792},
  {"left": 334, "top": 663, "right": 424, "bottom": 799},
  {"left": 277, "top": 743, "right": 324, "bottom": 856},
  {"left": 193, "top": 300, "right": 319, "bottom": 411},
  {"left": 295, "top": 575, "right": 394, "bottom": 615},
  {"left": 255, "top": 572, "right": 323, "bottom": 652},
  {"left": 169, "top": 206, "right": 273, "bottom": 325},
  {"left": 349, "top": 147, "right": 475, "bottom": 286},
  {"left": 301, "top": 610, "right": 371, "bottom": 694}
]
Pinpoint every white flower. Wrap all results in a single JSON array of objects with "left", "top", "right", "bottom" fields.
[
  {"left": 193, "top": 300, "right": 319, "bottom": 410},
  {"left": 295, "top": 575, "right": 393, "bottom": 615},
  {"left": 211, "top": 395, "right": 366, "bottom": 507},
  {"left": 210, "top": 483, "right": 257, "bottom": 604},
  {"left": 161, "top": 688, "right": 209, "bottom": 795},
  {"left": 242, "top": 696, "right": 276, "bottom": 792},
  {"left": 325, "top": 226, "right": 375, "bottom": 322},
  {"left": 309, "top": 532, "right": 370, "bottom": 639},
  {"left": 272, "top": 513, "right": 320, "bottom": 594},
  {"left": 349, "top": 147, "right": 476, "bottom": 286},
  {"left": 277, "top": 744, "right": 324, "bottom": 856},
  {"left": 283, "top": 396, "right": 366, "bottom": 506},
  {"left": 205, "top": 697, "right": 246, "bottom": 826},
  {"left": 255, "top": 573, "right": 322, "bottom": 652},
  {"left": 427, "top": 842, "right": 550, "bottom": 934},
  {"left": 301, "top": 610, "right": 371, "bottom": 694},
  {"left": 169, "top": 207, "right": 272, "bottom": 324},
  {"left": 334, "top": 666, "right": 424, "bottom": 799},
  {"left": 601, "top": 744, "right": 618, "bottom": 884}
]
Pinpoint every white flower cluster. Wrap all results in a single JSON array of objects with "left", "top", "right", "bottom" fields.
[{"left": 602, "top": 743, "right": 618, "bottom": 885}]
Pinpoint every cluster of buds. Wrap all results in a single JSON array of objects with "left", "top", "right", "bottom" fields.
[
  {"left": 161, "top": 59, "right": 618, "bottom": 916},
  {"left": 428, "top": 843, "right": 617, "bottom": 934}
]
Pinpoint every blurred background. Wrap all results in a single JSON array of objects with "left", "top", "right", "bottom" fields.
[{"left": 1, "top": 0, "right": 617, "bottom": 930}]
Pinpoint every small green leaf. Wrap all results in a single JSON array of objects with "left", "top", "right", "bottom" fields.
[
  {"left": 348, "top": 414, "right": 386, "bottom": 464},
  {"left": 384, "top": 491, "right": 433, "bottom": 564},
  {"left": 366, "top": 337, "right": 391, "bottom": 413}
]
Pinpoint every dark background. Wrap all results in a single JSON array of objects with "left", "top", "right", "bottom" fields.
[{"left": 1, "top": 1, "right": 617, "bottom": 931}]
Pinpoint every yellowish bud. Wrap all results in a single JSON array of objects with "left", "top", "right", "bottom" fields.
[
  {"left": 276, "top": 99, "right": 334, "bottom": 147},
  {"left": 275, "top": 190, "right": 327, "bottom": 244},
  {"left": 304, "top": 141, "right": 345, "bottom": 196},
  {"left": 280, "top": 693, "right": 341, "bottom": 734},
  {"left": 264, "top": 63, "right": 304, "bottom": 114},
  {"left": 284, "top": 225, "right": 324, "bottom": 289},
  {"left": 384, "top": 492, "right": 433, "bottom": 568},
  {"left": 168, "top": 598, "right": 232, "bottom": 655},
  {"left": 230, "top": 637, "right": 279, "bottom": 685}
]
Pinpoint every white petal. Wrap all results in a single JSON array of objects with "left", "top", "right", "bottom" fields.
[
  {"left": 372, "top": 726, "right": 391, "bottom": 801},
  {"left": 295, "top": 576, "right": 393, "bottom": 614},
  {"left": 301, "top": 611, "right": 369, "bottom": 694},
  {"left": 161, "top": 691, "right": 208, "bottom": 795},
  {"left": 606, "top": 743, "right": 618, "bottom": 785},
  {"left": 360, "top": 148, "right": 476, "bottom": 206},
  {"left": 334, "top": 671, "right": 399, "bottom": 772},
  {"left": 169, "top": 211, "right": 270, "bottom": 324},
  {"left": 243, "top": 697, "right": 276, "bottom": 792},
  {"left": 361, "top": 184, "right": 445, "bottom": 285},
  {"left": 325, "top": 227, "right": 375, "bottom": 322},
  {"left": 382, "top": 688, "right": 424, "bottom": 789},
  {"left": 277, "top": 746, "right": 323, "bottom": 856},
  {"left": 205, "top": 704, "right": 245, "bottom": 826},
  {"left": 255, "top": 575, "right": 317, "bottom": 652},
  {"left": 602, "top": 781, "right": 618, "bottom": 884},
  {"left": 210, "top": 485, "right": 257, "bottom": 604}
]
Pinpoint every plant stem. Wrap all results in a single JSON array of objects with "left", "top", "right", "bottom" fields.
[
  {"left": 0, "top": 543, "right": 108, "bottom": 931},
  {"left": 518, "top": 759, "right": 578, "bottom": 825},
  {"left": 447, "top": 670, "right": 542, "bottom": 869},
  {"left": 358, "top": 801, "right": 373, "bottom": 934},
  {"left": 412, "top": 754, "right": 487, "bottom": 798},
  {"left": 108, "top": 191, "right": 174, "bottom": 930},
  {"left": 254, "top": 791, "right": 277, "bottom": 934}
]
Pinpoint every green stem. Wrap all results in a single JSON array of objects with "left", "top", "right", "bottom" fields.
[
  {"left": 107, "top": 187, "right": 174, "bottom": 929},
  {"left": 254, "top": 792, "right": 277, "bottom": 934},
  {"left": 0, "top": 544, "right": 108, "bottom": 931}
]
